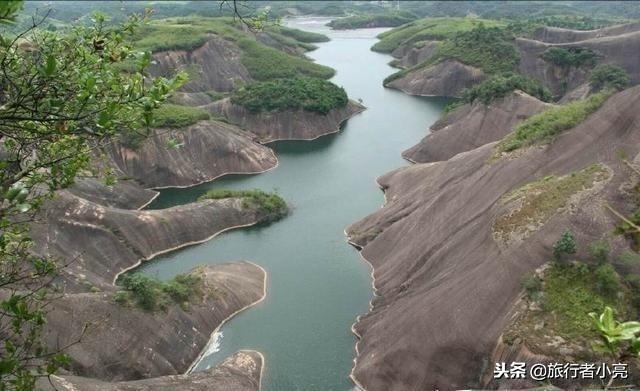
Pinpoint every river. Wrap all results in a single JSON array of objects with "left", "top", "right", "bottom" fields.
[{"left": 138, "top": 17, "right": 448, "bottom": 391}]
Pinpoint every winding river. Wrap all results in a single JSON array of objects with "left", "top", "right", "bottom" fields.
[{"left": 139, "top": 18, "right": 448, "bottom": 391}]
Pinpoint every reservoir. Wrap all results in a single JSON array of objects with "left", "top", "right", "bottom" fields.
[{"left": 139, "top": 17, "right": 448, "bottom": 391}]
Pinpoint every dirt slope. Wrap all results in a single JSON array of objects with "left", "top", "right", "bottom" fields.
[
  {"left": 106, "top": 120, "right": 277, "bottom": 188},
  {"left": 346, "top": 86, "right": 640, "bottom": 390},
  {"left": 403, "top": 91, "right": 551, "bottom": 163},
  {"left": 48, "top": 350, "right": 263, "bottom": 391},
  {"left": 206, "top": 98, "right": 365, "bottom": 142}
]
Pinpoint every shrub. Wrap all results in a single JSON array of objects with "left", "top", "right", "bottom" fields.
[
  {"left": 238, "top": 38, "right": 335, "bottom": 80},
  {"left": 231, "top": 77, "right": 348, "bottom": 114},
  {"left": 151, "top": 104, "right": 210, "bottom": 128},
  {"left": 496, "top": 90, "right": 612, "bottom": 153},
  {"left": 458, "top": 73, "right": 552, "bottom": 105},
  {"left": 589, "top": 240, "right": 611, "bottom": 265},
  {"left": 522, "top": 273, "right": 543, "bottom": 299},
  {"left": 594, "top": 264, "right": 620, "bottom": 297},
  {"left": 590, "top": 64, "right": 630, "bottom": 92},
  {"left": 275, "top": 26, "right": 329, "bottom": 43},
  {"left": 199, "top": 189, "right": 288, "bottom": 223},
  {"left": 541, "top": 47, "right": 598, "bottom": 68},
  {"left": 328, "top": 11, "right": 417, "bottom": 30},
  {"left": 117, "top": 272, "right": 204, "bottom": 311},
  {"left": 553, "top": 230, "right": 577, "bottom": 262}
]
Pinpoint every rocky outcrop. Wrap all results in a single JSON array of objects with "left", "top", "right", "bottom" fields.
[
  {"left": 518, "top": 27, "right": 640, "bottom": 97},
  {"left": 43, "top": 262, "right": 266, "bottom": 381},
  {"left": 386, "top": 59, "right": 486, "bottom": 97},
  {"left": 150, "top": 36, "right": 251, "bottom": 93},
  {"left": 48, "top": 350, "right": 263, "bottom": 391},
  {"left": 31, "top": 190, "right": 269, "bottom": 289},
  {"left": 206, "top": 98, "right": 366, "bottom": 142},
  {"left": 68, "top": 178, "right": 157, "bottom": 210},
  {"left": 106, "top": 120, "right": 277, "bottom": 188},
  {"left": 346, "top": 86, "right": 640, "bottom": 390},
  {"left": 390, "top": 41, "right": 439, "bottom": 69},
  {"left": 532, "top": 22, "right": 640, "bottom": 44},
  {"left": 402, "top": 91, "right": 551, "bottom": 163}
]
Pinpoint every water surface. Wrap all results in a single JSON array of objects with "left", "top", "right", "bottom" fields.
[{"left": 139, "top": 18, "right": 448, "bottom": 391}]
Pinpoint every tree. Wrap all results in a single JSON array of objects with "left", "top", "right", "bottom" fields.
[
  {"left": 0, "top": 3, "right": 185, "bottom": 389},
  {"left": 553, "top": 230, "right": 577, "bottom": 262},
  {"left": 590, "top": 64, "right": 630, "bottom": 92}
]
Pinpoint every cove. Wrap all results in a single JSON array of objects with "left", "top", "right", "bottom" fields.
[{"left": 138, "top": 17, "right": 448, "bottom": 391}]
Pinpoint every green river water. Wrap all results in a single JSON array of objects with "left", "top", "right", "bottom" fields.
[{"left": 139, "top": 18, "right": 448, "bottom": 391}]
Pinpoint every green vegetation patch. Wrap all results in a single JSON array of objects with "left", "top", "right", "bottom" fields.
[
  {"left": 152, "top": 103, "right": 210, "bottom": 128},
  {"left": 274, "top": 26, "right": 329, "bottom": 43},
  {"left": 541, "top": 47, "right": 599, "bottom": 69},
  {"left": 231, "top": 77, "right": 347, "bottom": 114},
  {"left": 199, "top": 189, "right": 288, "bottom": 223},
  {"left": 237, "top": 38, "right": 335, "bottom": 80},
  {"left": 328, "top": 11, "right": 417, "bottom": 30},
  {"left": 446, "top": 73, "right": 552, "bottom": 112},
  {"left": 494, "top": 164, "right": 610, "bottom": 243},
  {"left": 372, "top": 17, "right": 506, "bottom": 53},
  {"left": 495, "top": 90, "right": 612, "bottom": 155},
  {"left": 590, "top": 64, "right": 631, "bottom": 92},
  {"left": 115, "top": 272, "right": 205, "bottom": 311}
]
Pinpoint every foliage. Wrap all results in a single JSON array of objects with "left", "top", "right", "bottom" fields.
[
  {"left": 274, "top": 26, "right": 329, "bottom": 43},
  {"left": 118, "top": 272, "right": 204, "bottom": 311},
  {"left": 494, "top": 165, "right": 608, "bottom": 242},
  {"left": 328, "top": 11, "right": 417, "bottom": 30},
  {"left": 456, "top": 73, "right": 552, "bottom": 106},
  {"left": 372, "top": 17, "right": 506, "bottom": 53},
  {"left": 237, "top": 38, "right": 335, "bottom": 80},
  {"left": 522, "top": 273, "right": 543, "bottom": 300},
  {"left": 553, "top": 230, "right": 578, "bottom": 262},
  {"left": 435, "top": 25, "right": 519, "bottom": 74},
  {"left": 590, "top": 306, "right": 640, "bottom": 357},
  {"left": 231, "top": 77, "right": 347, "bottom": 114},
  {"left": 151, "top": 104, "right": 210, "bottom": 128},
  {"left": 589, "top": 240, "right": 611, "bottom": 265},
  {"left": 595, "top": 264, "right": 620, "bottom": 297},
  {"left": 198, "top": 189, "right": 288, "bottom": 223},
  {"left": 541, "top": 47, "right": 598, "bottom": 68},
  {"left": 544, "top": 263, "right": 626, "bottom": 340},
  {"left": 0, "top": 9, "right": 183, "bottom": 389},
  {"left": 496, "top": 90, "right": 612, "bottom": 154},
  {"left": 590, "top": 64, "right": 631, "bottom": 92}
]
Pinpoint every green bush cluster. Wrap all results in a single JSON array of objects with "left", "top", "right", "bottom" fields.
[
  {"left": 116, "top": 273, "right": 204, "bottom": 311},
  {"left": 541, "top": 47, "right": 598, "bottom": 68},
  {"left": 553, "top": 230, "right": 577, "bottom": 262},
  {"left": 231, "top": 77, "right": 348, "bottom": 114},
  {"left": 151, "top": 103, "right": 210, "bottom": 128},
  {"left": 372, "top": 17, "right": 506, "bottom": 53},
  {"left": 435, "top": 25, "right": 519, "bottom": 74},
  {"left": 590, "top": 64, "right": 631, "bottom": 92},
  {"left": 328, "top": 11, "right": 417, "bottom": 30},
  {"left": 497, "top": 90, "right": 612, "bottom": 153},
  {"left": 458, "top": 73, "right": 552, "bottom": 105},
  {"left": 198, "top": 189, "right": 288, "bottom": 223},
  {"left": 238, "top": 38, "right": 335, "bottom": 80},
  {"left": 275, "top": 26, "right": 330, "bottom": 43}
]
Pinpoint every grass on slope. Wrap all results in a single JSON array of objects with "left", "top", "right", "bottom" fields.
[
  {"left": 152, "top": 104, "right": 210, "bottom": 128},
  {"left": 198, "top": 189, "right": 288, "bottom": 223},
  {"left": 230, "top": 77, "right": 347, "bottom": 114},
  {"left": 494, "top": 164, "right": 609, "bottom": 243},
  {"left": 328, "top": 11, "right": 417, "bottom": 30},
  {"left": 372, "top": 17, "right": 506, "bottom": 53},
  {"left": 495, "top": 90, "right": 613, "bottom": 154}
]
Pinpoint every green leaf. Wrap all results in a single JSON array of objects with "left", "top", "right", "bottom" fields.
[{"left": 44, "top": 55, "right": 56, "bottom": 76}]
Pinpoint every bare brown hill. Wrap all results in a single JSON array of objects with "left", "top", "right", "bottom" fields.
[
  {"left": 43, "top": 263, "right": 265, "bottom": 381},
  {"left": 106, "top": 120, "right": 277, "bottom": 188},
  {"left": 47, "top": 350, "right": 263, "bottom": 391},
  {"left": 532, "top": 22, "right": 640, "bottom": 44},
  {"left": 346, "top": 86, "right": 640, "bottom": 390},
  {"left": 386, "top": 59, "right": 486, "bottom": 97},
  {"left": 206, "top": 98, "right": 365, "bottom": 142},
  {"left": 403, "top": 91, "right": 551, "bottom": 163}
]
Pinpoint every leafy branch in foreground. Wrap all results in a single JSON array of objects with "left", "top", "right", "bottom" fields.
[{"left": 0, "top": 5, "right": 184, "bottom": 389}]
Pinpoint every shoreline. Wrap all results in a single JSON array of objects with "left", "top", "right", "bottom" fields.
[{"left": 186, "top": 262, "right": 269, "bottom": 374}]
